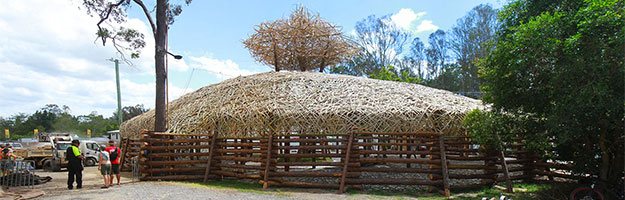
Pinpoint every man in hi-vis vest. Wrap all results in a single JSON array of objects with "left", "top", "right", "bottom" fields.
[{"left": 67, "top": 139, "right": 85, "bottom": 189}]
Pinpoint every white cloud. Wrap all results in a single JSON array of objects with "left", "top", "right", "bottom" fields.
[
  {"left": 0, "top": 0, "right": 283, "bottom": 119},
  {"left": 0, "top": 60, "right": 190, "bottom": 117},
  {"left": 188, "top": 56, "right": 257, "bottom": 79},
  {"left": 390, "top": 8, "right": 426, "bottom": 30},
  {"left": 119, "top": 79, "right": 189, "bottom": 110},
  {"left": 387, "top": 8, "right": 438, "bottom": 35},
  {"left": 416, "top": 20, "right": 439, "bottom": 33},
  {"left": 168, "top": 57, "right": 189, "bottom": 72},
  {"left": 0, "top": 0, "right": 185, "bottom": 117}
]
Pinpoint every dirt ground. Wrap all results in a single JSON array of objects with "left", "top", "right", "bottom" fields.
[
  {"left": 11, "top": 166, "right": 425, "bottom": 200},
  {"left": 0, "top": 166, "right": 135, "bottom": 199},
  {"left": 0, "top": 165, "right": 518, "bottom": 200},
  {"left": 31, "top": 166, "right": 135, "bottom": 195},
  {"left": 0, "top": 165, "right": 531, "bottom": 200}
]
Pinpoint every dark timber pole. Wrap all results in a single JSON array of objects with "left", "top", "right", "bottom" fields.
[
  {"left": 120, "top": 137, "right": 130, "bottom": 171},
  {"left": 263, "top": 133, "right": 274, "bottom": 189},
  {"left": 154, "top": 0, "right": 168, "bottom": 132},
  {"left": 339, "top": 132, "right": 354, "bottom": 193},
  {"left": 496, "top": 134, "right": 513, "bottom": 193},
  {"left": 438, "top": 134, "right": 450, "bottom": 197},
  {"left": 203, "top": 131, "right": 218, "bottom": 183}
]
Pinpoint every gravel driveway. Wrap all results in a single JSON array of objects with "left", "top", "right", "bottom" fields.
[
  {"left": 22, "top": 163, "right": 465, "bottom": 200},
  {"left": 38, "top": 181, "right": 431, "bottom": 200},
  {"left": 40, "top": 182, "right": 295, "bottom": 200}
]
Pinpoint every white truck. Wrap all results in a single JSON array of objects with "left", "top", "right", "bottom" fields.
[{"left": 17, "top": 133, "right": 100, "bottom": 171}]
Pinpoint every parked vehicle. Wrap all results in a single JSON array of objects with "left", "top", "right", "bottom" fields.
[
  {"left": 15, "top": 133, "right": 99, "bottom": 171},
  {"left": 0, "top": 142, "right": 23, "bottom": 150},
  {"left": 14, "top": 133, "right": 71, "bottom": 169},
  {"left": 107, "top": 130, "right": 120, "bottom": 143},
  {"left": 48, "top": 139, "right": 100, "bottom": 171}
]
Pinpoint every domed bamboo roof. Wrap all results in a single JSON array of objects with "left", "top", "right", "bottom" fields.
[{"left": 121, "top": 71, "right": 484, "bottom": 138}]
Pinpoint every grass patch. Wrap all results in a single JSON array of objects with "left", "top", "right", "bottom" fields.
[
  {"left": 346, "top": 183, "right": 558, "bottom": 200},
  {"left": 453, "top": 182, "right": 573, "bottom": 200},
  {"left": 183, "top": 179, "right": 291, "bottom": 197},
  {"left": 176, "top": 180, "right": 569, "bottom": 200},
  {"left": 347, "top": 188, "right": 447, "bottom": 200}
]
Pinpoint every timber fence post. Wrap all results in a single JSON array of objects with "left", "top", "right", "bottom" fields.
[
  {"left": 203, "top": 132, "right": 218, "bottom": 183},
  {"left": 143, "top": 131, "right": 153, "bottom": 180},
  {"left": 120, "top": 138, "right": 130, "bottom": 171},
  {"left": 520, "top": 143, "right": 536, "bottom": 182},
  {"left": 263, "top": 133, "right": 274, "bottom": 189},
  {"left": 428, "top": 136, "right": 435, "bottom": 193},
  {"left": 497, "top": 138, "right": 513, "bottom": 193},
  {"left": 438, "top": 134, "right": 450, "bottom": 197},
  {"left": 339, "top": 131, "right": 355, "bottom": 193},
  {"left": 482, "top": 145, "right": 497, "bottom": 186},
  {"left": 285, "top": 135, "right": 290, "bottom": 172}
]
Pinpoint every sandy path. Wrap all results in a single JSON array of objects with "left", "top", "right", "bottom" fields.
[{"left": 26, "top": 166, "right": 423, "bottom": 200}]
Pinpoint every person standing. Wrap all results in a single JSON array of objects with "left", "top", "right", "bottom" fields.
[
  {"left": 105, "top": 140, "right": 121, "bottom": 185},
  {"left": 67, "top": 139, "right": 85, "bottom": 190},
  {"left": 0, "top": 148, "right": 16, "bottom": 176},
  {"left": 5, "top": 144, "right": 12, "bottom": 153},
  {"left": 98, "top": 145, "right": 112, "bottom": 188}
]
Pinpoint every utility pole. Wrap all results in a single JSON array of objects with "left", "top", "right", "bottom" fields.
[{"left": 114, "top": 59, "right": 123, "bottom": 126}]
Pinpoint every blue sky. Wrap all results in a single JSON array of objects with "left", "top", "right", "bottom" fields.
[
  {"left": 0, "top": 0, "right": 503, "bottom": 117},
  {"left": 134, "top": 0, "right": 504, "bottom": 90}
]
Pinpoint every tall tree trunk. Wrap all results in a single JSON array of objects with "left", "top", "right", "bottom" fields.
[{"left": 154, "top": 0, "right": 168, "bottom": 132}]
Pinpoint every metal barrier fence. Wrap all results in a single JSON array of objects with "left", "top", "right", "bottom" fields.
[
  {"left": 131, "top": 156, "right": 141, "bottom": 182},
  {"left": 0, "top": 160, "right": 36, "bottom": 189}
]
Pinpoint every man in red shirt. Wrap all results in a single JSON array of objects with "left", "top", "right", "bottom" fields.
[{"left": 105, "top": 140, "right": 121, "bottom": 185}]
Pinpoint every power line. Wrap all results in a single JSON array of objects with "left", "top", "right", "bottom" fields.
[{"left": 182, "top": 68, "right": 196, "bottom": 95}]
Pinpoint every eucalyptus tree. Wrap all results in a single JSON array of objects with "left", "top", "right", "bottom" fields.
[
  {"left": 80, "top": 0, "right": 191, "bottom": 132},
  {"left": 449, "top": 4, "right": 498, "bottom": 92},
  {"left": 352, "top": 15, "right": 410, "bottom": 76}
]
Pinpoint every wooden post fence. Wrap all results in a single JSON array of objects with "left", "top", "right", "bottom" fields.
[
  {"left": 119, "top": 138, "right": 130, "bottom": 171},
  {"left": 496, "top": 135, "right": 513, "bottom": 193},
  {"left": 203, "top": 133, "right": 218, "bottom": 183},
  {"left": 134, "top": 131, "right": 582, "bottom": 196},
  {"left": 339, "top": 132, "right": 355, "bottom": 193},
  {"left": 262, "top": 133, "right": 274, "bottom": 189},
  {"left": 438, "top": 134, "right": 450, "bottom": 197}
]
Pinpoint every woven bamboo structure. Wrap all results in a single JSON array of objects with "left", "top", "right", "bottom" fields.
[{"left": 121, "top": 71, "right": 484, "bottom": 139}]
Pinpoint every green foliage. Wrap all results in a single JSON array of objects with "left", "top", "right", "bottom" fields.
[
  {"left": 479, "top": 0, "right": 624, "bottom": 180},
  {"left": 111, "top": 104, "right": 149, "bottom": 122},
  {"left": 0, "top": 104, "right": 139, "bottom": 139},
  {"left": 422, "top": 63, "right": 463, "bottom": 93},
  {"left": 368, "top": 65, "right": 421, "bottom": 84},
  {"left": 464, "top": 109, "right": 549, "bottom": 153},
  {"left": 81, "top": 0, "right": 191, "bottom": 60},
  {"left": 463, "top": 109, "right": 509, "bottom": 150}
]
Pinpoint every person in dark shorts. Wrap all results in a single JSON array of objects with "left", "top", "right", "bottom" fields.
[
  {"left": 105, "top": 140, "right": 121, "bottom": 185},
  {"left": 67, "top": 140, "right": 85, "bottom": 189}
]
